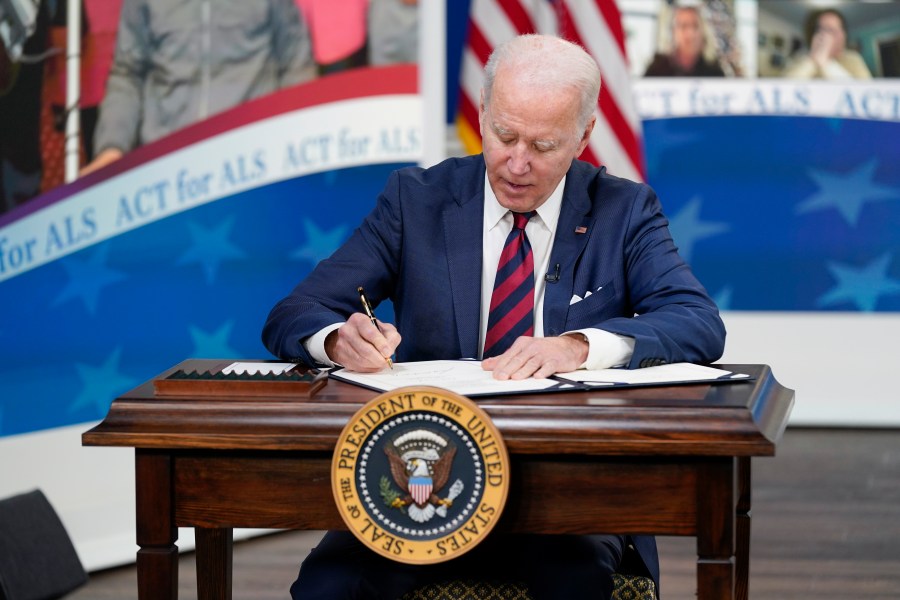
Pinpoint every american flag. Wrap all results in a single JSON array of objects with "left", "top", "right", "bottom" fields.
[{"left": 457, "top": 0, "right": 645, "bottom": 182}]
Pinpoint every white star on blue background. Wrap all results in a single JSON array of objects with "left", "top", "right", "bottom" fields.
[
  {"left": 177, "top": 216, "right": 246, "bottom": 284},
  {"left": 69, "top": 347, "right": 137, "bottom": 416},
  {"left": 52, "top": 244, "right": 127, "bottom": 315},
  {"left": 817, "top": 253, "right": 900, "bottom": 312},
  {"left": 713, "top": 286, "right": 733, "bottom": 311},
  {"left": 796, "top": 159, "right": 899, "bottom": 227},
  {"left": 189, "top": 320, "right": 242, "bottom": 358},
  {"left": 667, "top": 196, "right": 730, "bottom": 264},
  {"left": 824, "top": 117, "right": 846, "bottom": 135},
  {"left": 290, "top": 218, "right": 348, "bottom": 265},
  {"left": 643, "top": 121, "right": 702, "bottom": 175}
]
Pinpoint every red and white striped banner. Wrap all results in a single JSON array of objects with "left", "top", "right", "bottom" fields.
[{"left": 457, "top": 0, "right": 645, "bottom": 182}]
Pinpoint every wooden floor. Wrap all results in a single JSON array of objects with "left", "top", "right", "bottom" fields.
[{"left": 68, "top": 427, "right": 900, "bottom": 599}]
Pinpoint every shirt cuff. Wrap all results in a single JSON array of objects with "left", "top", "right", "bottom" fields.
[
  {"left": 303, "top": 322, "right": 345, "bottom": 367},
  {"left": 564, "top": 328, "right": 635, "bottom": 370}
]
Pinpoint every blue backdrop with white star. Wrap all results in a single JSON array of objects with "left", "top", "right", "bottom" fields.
[
  {"left": 645, "top": 115, "right": 900, "bottom": 313},
  {"left": 2, "top": 114, "right": 900, "bottom": 437},
  {"left": 0, "top": 165, "right": 403, "bottom": 436}
]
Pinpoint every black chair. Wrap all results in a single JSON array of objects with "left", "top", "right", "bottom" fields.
[
  {"left": 401, "top": 542, "right": 658, "bottom": 600},
  {"left": 0, "top": 489, "right": 88, "bottom": 600},
  {"left": 400, "top": 573, "right": 656, "bottom": 600}
]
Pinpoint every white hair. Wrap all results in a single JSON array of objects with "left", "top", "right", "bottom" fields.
[{"left": 482, "top": 34, "right": 601, "bottom": 132}]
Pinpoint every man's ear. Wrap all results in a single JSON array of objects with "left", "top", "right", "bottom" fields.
[
  {"left": 478, "top": 89, "right": 486, "bottom": 135},
  {"left": 577, "top": 115, "right": 596, "bottom": 156}
]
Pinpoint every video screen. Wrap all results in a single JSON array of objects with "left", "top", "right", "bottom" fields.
[{"left": 621, "top": 0, "right": 900, "bottom": 79}]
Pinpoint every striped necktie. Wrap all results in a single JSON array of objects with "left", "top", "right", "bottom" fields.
[{"left": 484, "top": 211, "right": 536, "bottom": 358}]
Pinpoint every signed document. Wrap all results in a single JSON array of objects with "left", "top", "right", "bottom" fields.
[
  {"left": 329, "top": 360, "right": 576, "bottom": 397},
  {"left": 553, "top": 362, "right": 751, "bottom": 387},
  {"left": 331, "top": 361, "right": 751, "bottom": 397}
]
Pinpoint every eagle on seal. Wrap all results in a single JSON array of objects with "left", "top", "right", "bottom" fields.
[{"left": 384, "top": 432, "right": 457, "bottom": 523}]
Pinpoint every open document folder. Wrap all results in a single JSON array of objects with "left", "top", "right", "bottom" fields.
[{"left": 329, "top": 360, "right": 751, "bottom": 397}]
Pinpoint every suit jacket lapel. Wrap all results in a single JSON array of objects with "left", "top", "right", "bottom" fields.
[
  {"left": 544, "top": 163, "right": 594, "bottom": 336},
  {"left": 443, "top": 159, "right": 485, "bottom": 358}
]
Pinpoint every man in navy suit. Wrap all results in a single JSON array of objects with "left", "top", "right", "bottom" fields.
[{"left": 264, "top": 33, "right": 725, "bottom": 600}]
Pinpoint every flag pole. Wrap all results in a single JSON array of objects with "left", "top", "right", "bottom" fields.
[
  {"left": 64, "top": 0, "right": 81, "bottom": 182},
  {"left": 419, "top": 0, "right": 446, "bottom": 168}
]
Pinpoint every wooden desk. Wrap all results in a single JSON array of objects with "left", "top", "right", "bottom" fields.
[{"left": 82, "top": 360, "right": 793, "bottom": 600}]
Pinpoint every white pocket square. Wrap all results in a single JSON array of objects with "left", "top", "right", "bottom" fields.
[{"left": 570, "top": 287, "right": 603, "bottom": 305}]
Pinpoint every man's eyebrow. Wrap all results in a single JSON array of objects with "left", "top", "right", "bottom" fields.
[
  {"left": 491, "top": 122, "right": 514, "bottom": 137},
  {"left": 491, "top": 123, "right": 558, "bottom": 148}
]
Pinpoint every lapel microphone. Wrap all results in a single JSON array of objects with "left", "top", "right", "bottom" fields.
[{"left": 544, "top": 263, "right": 560, "bottom": 283}]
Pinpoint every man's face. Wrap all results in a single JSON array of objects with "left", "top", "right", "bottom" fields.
[
  {"left": 479, "top": 67, "right": 593, "bottom": 213},
  {"left": 672, "top": 8, "right": 703, "bottom": 61}
]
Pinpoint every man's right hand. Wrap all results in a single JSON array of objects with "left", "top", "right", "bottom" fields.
[{"left": 325, "top": 312, "right": 401, "bottom": 372}]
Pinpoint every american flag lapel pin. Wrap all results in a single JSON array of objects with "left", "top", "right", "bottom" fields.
[{"left": 574, "top": 226, "right": 588, "bottom": 234}]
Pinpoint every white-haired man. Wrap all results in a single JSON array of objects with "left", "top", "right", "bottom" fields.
[{"left": 265, "top": 33, "right": 725, "bottom": 599}]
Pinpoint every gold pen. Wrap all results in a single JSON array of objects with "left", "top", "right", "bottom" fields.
[{"left": 357, "top": 286, "right": 394, "bottom": 370}]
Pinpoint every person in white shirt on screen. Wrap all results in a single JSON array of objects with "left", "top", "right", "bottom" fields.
[{"left": 784, "top": 8, "right": 872, "bottom": 80}]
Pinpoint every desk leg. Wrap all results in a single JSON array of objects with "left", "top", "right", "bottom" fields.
[
  {"left": 136, "top": 450, "right": 178, "bottom": 600},
  {"left": 196, "top": 527, "right": 233, "bottom": 600},
  {"left": 735, "top": 457, "right": 751, "bottom": 600},
  {"left": 697, "top": 458, "right": 736, "bottom": 600}
]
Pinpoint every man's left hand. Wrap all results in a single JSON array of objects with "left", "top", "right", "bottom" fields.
[{"left": 482, "top": 335, "right": 588, "bottom": 380}]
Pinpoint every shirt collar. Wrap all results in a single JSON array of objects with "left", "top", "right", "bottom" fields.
[{"left": 483, "top": 173, "right": 567, "bottom": 233}]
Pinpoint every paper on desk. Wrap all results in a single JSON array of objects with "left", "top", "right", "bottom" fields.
[
  {"left": 221, "top": 361, "right": 297, "bottom": 375},
  {"left": 554, "top": 362, "right": 750, "bottom": 387},
  {"left": 330, "top": 360, "right": 575, "bottom": 397}
]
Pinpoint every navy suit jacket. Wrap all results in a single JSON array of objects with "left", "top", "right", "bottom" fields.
[
  {"left": 263, "top": 155, "right": 727, "bottom": 588},
  {"left": 263, "top": 154, "right": 725, "bottom": 371}
]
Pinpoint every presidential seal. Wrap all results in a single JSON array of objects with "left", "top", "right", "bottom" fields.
[{"left": 331, "top": 386, "right": 510, "bottom": 565}]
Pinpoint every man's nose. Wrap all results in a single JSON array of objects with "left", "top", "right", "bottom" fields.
[{"left": 507, "top": 144, "right": 531, "bottom": 176}]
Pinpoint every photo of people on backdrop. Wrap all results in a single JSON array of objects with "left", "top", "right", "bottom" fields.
[{"left": 758, "top": 0, "right": 900, "bottom": 79}]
